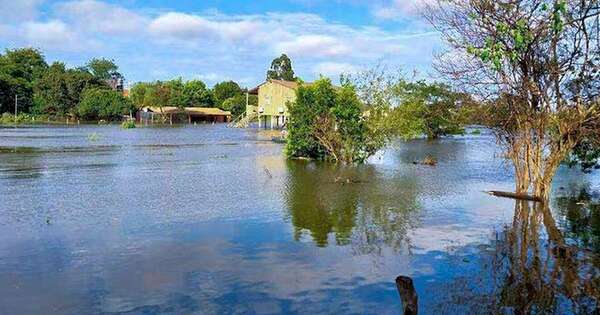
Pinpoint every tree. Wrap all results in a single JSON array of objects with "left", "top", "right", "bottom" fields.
[
  {"left": 286, "top": 78, "right": 381, "bottom": 163},
  {"left": 86, "top": 58, "right": 120, "bottom": 81},
  {"left": 393, "top": 81, "right": 466, "bottom": 139},
  {"left": 266, "top": 54, "right": 295, "bottom": 81},
  {"left": 165, "top": 78, "right": 186, "bottom": 109},
  {"left": 0, "top": 48, "right": 48, "bottom": 113},
  {"left": 183, "top": 80, "right": 213, "bottom": 107},
  {"left": 212, "top": 81, "right": 242, "bottom": 108},
  {"left": 426, "top": 0, "right": 600, "bottom": 199},
  {"left": 76, "top": 88, "right": 134, "bottom": 120},
  {"left": 33, "top": 63, "right": 107, "bottom": 116},
  {"left": 222, "top": 93, "right": 257, "bottom": 117}
]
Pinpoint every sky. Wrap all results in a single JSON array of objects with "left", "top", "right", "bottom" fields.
[{"left": 0, "top": 0, "right": 442, "bottom": 88}]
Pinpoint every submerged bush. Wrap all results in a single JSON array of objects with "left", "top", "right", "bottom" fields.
[
  {"left": 121, "top": 120, "right": 136, "bottom": 129},
  {"left": 286, "top": 78, "right": 380, "bottom": 164}
]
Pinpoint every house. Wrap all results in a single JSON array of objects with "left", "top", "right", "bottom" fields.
[
  {"left": 137, "top": 106, "right": 232, "bottom": 124},
  {"left": 247, "top": 79, "right": 306, "bottom": 129}
]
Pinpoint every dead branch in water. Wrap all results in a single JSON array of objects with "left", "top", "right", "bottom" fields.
[{"left": 486, "top": 191, "right": 543, "bottom": 202}]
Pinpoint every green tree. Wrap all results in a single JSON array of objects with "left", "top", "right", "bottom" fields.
[
  {"left": 33, "top": 63, "right": 107, "bottom": 116},
  {"left": 0, "top": 48, "right": 48, "bottom": 113},
  {"left": 222, "top": 93, "right": 257, "bottom": 117},
  {"left": 212, "top": 80, "right": 242, "bottom": 108},
  {"left": 86, "top": 58, "right": 120, "bottom": 81},
  {"left": 286, "top": 78, "right": 379, "bottom": 163},
  {"left": 393, "top": 81, "right": 465, "bottom": 139},
  {"left": 427, "top": 0, "right": 600, "bottom": 198},
  {"left": 165, "top": 78, "right": 186, "bottom": 109},
  {"left": 129, "top": 82, "right": 151, "bottom": 108},
  {"left": 183, "top": 80, "right": 213, "bottom": 107},
  {"left": 76, "top": 88, "right": 134, "bottom": 120},
  {"left": 266, "top": 54, "right": 295, "bottom": 81}
]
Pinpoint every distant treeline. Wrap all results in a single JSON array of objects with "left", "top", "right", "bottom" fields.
[
  {"left": 130, "top": 79, "right": 257, "bottom": 117},
  {"left": 0, "top": 48, "right": 257, "bottom": 122},
  {"left": 0, "top": 48, "right": 132, "bottom": 121}
]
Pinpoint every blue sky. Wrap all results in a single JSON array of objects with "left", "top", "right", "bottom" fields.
[{"left": 0, "top": 0, "right": 441, "bottom": 88}]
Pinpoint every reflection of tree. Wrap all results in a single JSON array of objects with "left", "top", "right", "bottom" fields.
[
  {"left": 283, "top": 160, "right": 421, "bottom": 253},
  {"left": 492, "top": 201, "right": 600, "bottom": 313},
  {"left": 430, "top": 199, "right": 600, "bottom": 313},
  {"left": 554, "top": 188, "right": 600, "bottom": 254}
]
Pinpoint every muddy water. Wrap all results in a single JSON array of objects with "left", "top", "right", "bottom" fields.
[{"left": 0, "top": 125, "right": 598, "bottom": 314}]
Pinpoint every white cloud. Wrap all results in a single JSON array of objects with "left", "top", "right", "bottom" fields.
[
  {"left": 275, "top": 35, "right": 351, "bottom": 58},
  {"left": 148, "top": 12, "right": 262, "bottom": 43},
  {"left": 56, "top": 0, "right": 148, "bottom": 34},
  {"left": 23, "top": 20, "right": 91, "bottom": 51},
  {"left": 314, "top": 62, "right": 359, "bottom": 77},
  {"left": 373, "top": 0, "right": 434, "bottom": 20},
  {"left": 0, "top": 0, "right": 44, "bottom": 22}
]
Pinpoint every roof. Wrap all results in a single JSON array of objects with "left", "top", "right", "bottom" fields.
[
  {"left": 143, "top": 107, "right": 231, "bottom": 116},
  {"left": 248, "top": 79, "right": 311, "bottom": 94}
]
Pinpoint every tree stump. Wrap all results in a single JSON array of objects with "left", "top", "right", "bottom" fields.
[{"left": 396, "top": 276, "right": 418, "bottom": 315}]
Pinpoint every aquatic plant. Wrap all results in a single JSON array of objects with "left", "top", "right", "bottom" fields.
[{"left": 87, "top": 132, "right": 101, "bottom": 141}]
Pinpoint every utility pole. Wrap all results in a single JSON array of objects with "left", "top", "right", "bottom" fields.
[{"left": 14, "top": 94, "right": 17, "bottom": 127}]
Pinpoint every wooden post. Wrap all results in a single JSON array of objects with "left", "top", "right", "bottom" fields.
[{"left": 396, "top": 276, "right": 418, "bottom": 315}]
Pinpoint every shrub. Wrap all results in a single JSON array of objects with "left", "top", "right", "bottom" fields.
[
  {"left": 77, "top": 88, "right": 134, "bottom": 121},
  {"left": 121, "top": 120, "right": 136, "bottom": 129}
]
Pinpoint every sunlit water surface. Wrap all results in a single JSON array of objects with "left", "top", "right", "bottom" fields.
[{"left": 0, "top": 125, "right": 598, "bottom": 314}]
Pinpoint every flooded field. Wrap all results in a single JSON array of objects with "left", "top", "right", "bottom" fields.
[{"left": 0, "top": 125, "right": 598, "bottom": 314}]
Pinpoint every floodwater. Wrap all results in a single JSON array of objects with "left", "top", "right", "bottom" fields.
[{"left": 0, "top": 125, "right": 598, "bottom": 314}]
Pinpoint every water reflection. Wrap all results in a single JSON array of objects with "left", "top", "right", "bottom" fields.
[
  {"left": 431, "top": 199, "right": 600, "bottom": 314},
  {"left": 284, "top": 160, "right": 421, "bottom": 254}
]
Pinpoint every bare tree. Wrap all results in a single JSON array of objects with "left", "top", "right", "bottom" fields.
[{"left": 425, "top": 0, "right": 600, "bottom": 199}]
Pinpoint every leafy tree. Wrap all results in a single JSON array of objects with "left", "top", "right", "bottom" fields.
[
  {"left": 0, "top": 48, "right": 48, "bottom": 113},
  {"left": 183, "top": 80, "right": 213, "bottom": 107},
  {"left": 76, "top": 88, "right": 134, "bottom": 120},
  {"left": 33, "top": 63, "right": 107, "bottom": 116},
  {"left": 427, "top": 0, "right": 600, "bottom": 198},
  {"left": 129, "top": 82, "right": 151, "bottom": 108},
  {"left": 165, "top": 78, "right": 186, "bottom": 109},
  {"left": 286, "top": 78, "right": 378, "bottom": 163},
  {"left": 86, "top": 58, "right": 120, "bottom": 81},
  {"left": 212, "top": 81, "right": 242, "bottom": 108},
  {"left": 393, "top": 81, "right": 465, "bottom": 139},
  {"left": 266, "top": 54, "right": 295, "bottom": 81},
  {"left": 222, "top": 93, "right": 257, "bottom": 117}
]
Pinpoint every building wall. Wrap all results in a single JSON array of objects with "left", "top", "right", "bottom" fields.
[{"left": 258, "top": 82, "right": 296, "bottom": 117}]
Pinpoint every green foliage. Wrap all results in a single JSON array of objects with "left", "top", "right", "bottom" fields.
[
  {"left": 0, "top": 113, "right": 36, "bottom": 125},
  {"left": 222, "top": 94, "right": 257, "bottom": 117},
  {"left": 391, "top": 81, "right": 466, "bottom": 139},
  {"left": 121, "top": 120, "right": 136, "bottom": 129},
  {"left": 212, "top": 81, "right": 242, "bottom": 108},
  {"left": 286, "top": 78, "right": 378, "bottom": 163},
  {"left": 130, "top": 79, "right": 215, "bottom": 109},
  {"left": 566, "top": 138, "right": 600, "bottom": 173},
  {"left": 86, "top": 58, "right": 120, "bottom": 80},
  {"left": 183, "top": 80, "right": 213, "bottom": 107},
  {"left": 267, "top": 54, "right": 296, "bottom": 81},
  {"left": 76, "top": 88, "right": 134, "bottom": 121},
  {"left": 0, "top": 48, "right": 48, "bottom": 113},
  {"left": 32, "top": 62, "right": 107, "bottom": 116}
]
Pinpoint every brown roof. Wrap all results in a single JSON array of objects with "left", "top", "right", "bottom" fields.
[{"left": 144, "top": 107, "right": 231, "bottom": 116}]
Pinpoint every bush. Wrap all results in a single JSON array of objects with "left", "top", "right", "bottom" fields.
[
  {"left": 286, "top": 78, "right": 378, "bottom": 164},
  {"left": 77, "top": 88, "right": 134, "bottom": 121},
  {"left": 121, "top": 120, "right": 136, "bottom": 129}
]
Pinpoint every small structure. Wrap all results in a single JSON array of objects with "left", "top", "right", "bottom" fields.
[
  {"left": 247, "top": 79, "right": 307, "bottom": 129},
  {"left": 137, "top": 107, "right": 231, "bottom": 125}
]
